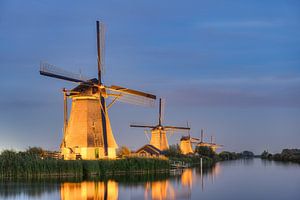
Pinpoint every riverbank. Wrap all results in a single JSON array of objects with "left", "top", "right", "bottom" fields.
[
  {"left": 0, "top": 147, "right": 244, "bottom": 179},
  {"left": 169, "top": 155, "right": 215, "bottom": 168},
  {"left": 2, "top": 158, "right": 300, "bottom": 200},
  {"left": 0, "top": 150, "right": 170, "bottom": 178},
  {"left": 261, "top": 149, "right": 300, "bottom": 164},
  {"left": 0, "top": 149, "right": 215, "bottom": 179}
]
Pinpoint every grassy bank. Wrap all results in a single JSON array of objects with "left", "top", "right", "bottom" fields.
[
  {"left": 261, "top": 149, "right": 300, "bottom": 163},
  {"left": 0, "top": 146, "right": 248, "bottom": 179},
  {"left": 0, "top": 150, "right": 169, "bottom": 178},
  {"left": 163, "top": 145, "right": 245, "bottom": 168},
  {"left": 169, "top": 155, "right": 215, "bottom": 168}
]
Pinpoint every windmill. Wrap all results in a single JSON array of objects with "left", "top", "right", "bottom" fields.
[
  {"left": 179, "top": 122, "right": 200, "bottom": 155},
  {"left": 209, "top": 135, "right": 223, "bottom": 152},
  {"left": 196, "top": 129, "right": 223, "bottom": 152},
  {"left": 130, "top": 98, "right": 189, "bottom": 151},
  {"left": 40, "top": 21, "right": 156, "bottom": 160}
]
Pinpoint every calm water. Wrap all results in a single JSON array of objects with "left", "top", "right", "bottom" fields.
[{"left": 1, "top": 159, "right": 299, "bottom": 200}]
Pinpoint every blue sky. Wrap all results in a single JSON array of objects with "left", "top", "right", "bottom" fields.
[{"left": 0, "top": 0, "right": 299, "bottom": 154}]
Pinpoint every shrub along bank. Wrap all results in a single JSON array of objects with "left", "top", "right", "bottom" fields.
[
  {"left": 261, "top": 149, "right": 300, "bottom": 163},
  {"left": 163, "top": 145, "right": 244, "bottom": 168}
]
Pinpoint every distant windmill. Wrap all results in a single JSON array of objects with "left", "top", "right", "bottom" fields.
[
  {"left": 180, "top": 122, "right": 200, "bottom": 155},
  {"left": 209, "top": 135, "right": 223, "bottom": 152},
  {"left": 40, "top": 21, "right": 156, "bottom": 160},
  {"left": 130, "top": 98, "right": 189, "bottom": 151},
  {"left": 197, "top": 129, "right": 223, "bottom": 152}
]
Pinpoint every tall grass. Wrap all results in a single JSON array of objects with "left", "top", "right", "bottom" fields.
[
  {"left": 0, "top": 150, "right": 169, "bottom": 178},
  {"left": 169, "top": 155, "right": 215, "bottom": 168}
]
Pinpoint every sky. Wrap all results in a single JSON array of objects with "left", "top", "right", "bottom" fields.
[{"left": 0, "top": 0, "right": 299, "bottom": 154}]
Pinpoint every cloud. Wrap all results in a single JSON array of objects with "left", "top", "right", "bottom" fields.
[
  {"left": 188, "top": 75, "right": 300, "bottom": 85},
  {"left": 197, "top": 20, "right": 285, "bottom": 29},
  {"left": 170, "top": 87, "right": 300, "bottom": 107},
  {"left": 0, "top": 95, "right": 59, "bottom": 111},
  {"left": 163, "top": 76, "right": 300, "bottom": 107}
]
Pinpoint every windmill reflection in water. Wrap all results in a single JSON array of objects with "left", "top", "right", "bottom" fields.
[{"left": 59, "top": 164, "right": 221, "bottom": 200}]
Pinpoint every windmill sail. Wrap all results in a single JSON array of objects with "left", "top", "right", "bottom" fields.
[
  {"left": 164, "top": 126, "right": 190, "bottom": 131},
  {"left": 190, "top": 137, "right": 200, "bottom": 142},
  {"left": 159, "top": 98, "right": 162, "bottom": 125},
  {"left": 96, "top": 21, "right": 105, "bottom": 84},
  {"left": 110, "top": 92, "right": 155, "bottom": 107},
  {"left": 108, "top": 85, "right": 156, "bottom": 99},
  {"left": 130, "top": 125, "right": 156, "bottom": 128},
  {"left": 107, "top": 85, "right": 156, "bottom": 107},
  {"left": 40, "top": 62, "right": 89, "bottom": 83}
]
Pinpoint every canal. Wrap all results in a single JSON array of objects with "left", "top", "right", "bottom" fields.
[{"left": 1, "top": 158, "right": 299, "bottom": 200}]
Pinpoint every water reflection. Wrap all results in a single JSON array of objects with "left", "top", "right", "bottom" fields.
[
  {"left": 142, "top": 163, "right": 221, "bottom": 200},
  {"left": 181, "top": 169, "right": 193, "bottom": 187},
  {"left": 192, "top": 162, "right": 221, "bottom": 191},
  {"left": 0, "top": 164, "right": 220, "bottom": 200},
  {"left": 0, "top": 166, "right": 220, "bottom": 200},
  {"left": 61, "top": 181, "right": 118, "bottom": 200},
  {"left": 0, "top": 180, "right": 60, "bottom": 199},
  {"left": 2, "top": 159, "right": 299, "bottom": 200},
  {"left": 144, "top": 180, "right": 175, "bottom": 200}
]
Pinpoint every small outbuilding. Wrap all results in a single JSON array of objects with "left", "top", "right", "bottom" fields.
[{"left": 135, "top": 144, "right": 162, "bottom": 157}]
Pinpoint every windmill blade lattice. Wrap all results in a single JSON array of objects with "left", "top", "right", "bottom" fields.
[
  {"left": 98, "top": 22, "right": 106, "bottom": 74},
  {"left": 160, "top": 98, "right": 165, "bottom": 124},
  {"left": 114, "top": 92, "right": 156, "bottom": 107},
  {"left": 107, "top": 85, "right": 156, "bottom": 107},
  {"left": 40, "top": 62, "right": 89, "bottom": 83}
]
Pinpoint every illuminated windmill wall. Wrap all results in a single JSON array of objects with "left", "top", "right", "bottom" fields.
[
  {"left": 180, "top": 136, "right": 199, "bottom": 155},
  {"left": 179, "top": 122, "right": 200, "bottom": 155}
]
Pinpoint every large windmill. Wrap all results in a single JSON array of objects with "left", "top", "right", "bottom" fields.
[
  {"left": 130, "top": 98, "right": 189, "bottom": 151},
  {"left": 40, "top": 21, "right": 156, "bottom": 160}
]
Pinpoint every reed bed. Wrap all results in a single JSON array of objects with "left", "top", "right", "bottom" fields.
[{"left": 0, "top": 150, "right": 169, "bottom": 178}]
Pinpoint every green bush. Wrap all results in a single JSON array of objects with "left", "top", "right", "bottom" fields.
[
  {"left": 218, "top": 151, "right": 240, "bottom": 161},
  {"left": 195, "top": 146, "right": 216, "bottom": 158},
  {"left": 117, "top": 146, "right": 131, "bottom": 158},
  {"left": 260, "top": 149, "right": 300, "bottom": 163},
  {"left": 162, "top": 144, "right": 182, "bottom": 157}
]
